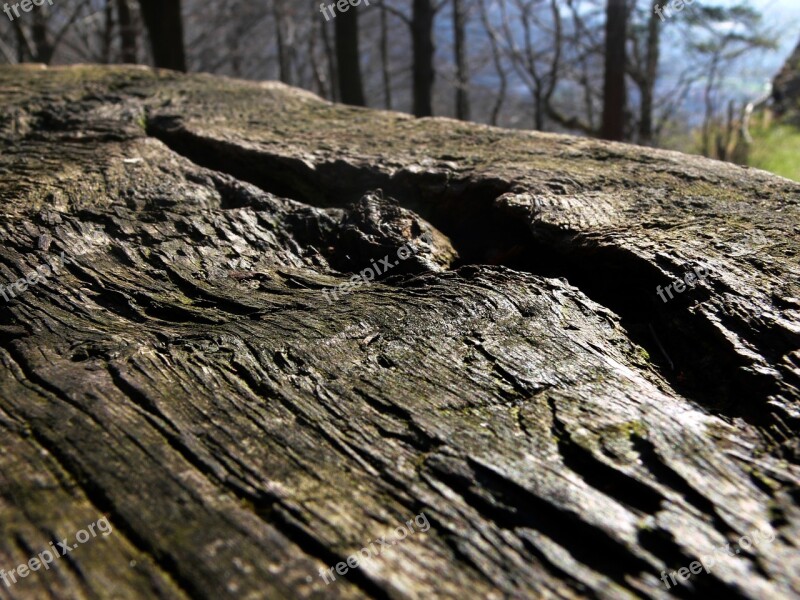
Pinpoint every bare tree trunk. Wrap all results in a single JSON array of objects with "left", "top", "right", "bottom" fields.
[
  {"left": 380, "top": 1, "right": 393, "bottom": 109},
  {"left": 480, "top": 0, "right": 506, "bottom": 126},
  {"left": 534, "top": 87, "right": 544, "bottom": 130},
  {"left": 701, "top": 53, "right": 721, "bottom": 157},
  {"left": 639, "top": 5, "right": 660, "bottom": 145},
  {"left": 321, "top": 19, "right": 339, "bottom": 102},
  {"left": 228, "top": 25, "right": 242, "bottom": 77},
  {"left": 116, "top": 0, "right": 138, "bottom": 64},
  {"left": 309, "top": 19, "right": 329, "bottom": 100},
  {"left": 719, "top": 99, "right": 741, "bottom": 162},
  {"left": 31, "top": 10, "right": 55, "bottom": 63},
  {"left": 601, "top": 0, "right": 627, "bottom": 141},
  {"left": 273, "top": 1, "right": 292, "bottom": 85},
  {"left": 13, "top": 23, "right": 27, "bottom": 63},
  {"left": 102, "top": 0, "right": 114, "bottom": 64},
  {"left": 453, "top": 0, "right": 470, "bottom": 121},
  {"left": 335, "top": 4, "right": 366, "bottom": 106},
  {"left": 137, "top": 0, "right": 186, "bottom": 72},
  {"left": 412, "top": 0, "right": 436, "bottom": 117}
]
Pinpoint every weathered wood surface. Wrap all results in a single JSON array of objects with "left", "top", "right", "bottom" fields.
[{"left": 0, "top": 65, "right": 798, "bottom": 600}]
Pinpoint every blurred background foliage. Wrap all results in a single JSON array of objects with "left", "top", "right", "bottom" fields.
[{"left": 1, "top": 0, "right": 798, "bottom": 180}]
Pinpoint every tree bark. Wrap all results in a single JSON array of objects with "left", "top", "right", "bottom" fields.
[
  {"left": 701, "top": 52, "right": 721, "bottom": 157},
  {"left": 452, "top": 0, "right": 470, "bottom": 121},
  {"left": 321, "top": 17, "right": 339, "bottom": 102},
  {"left": 335, "top": 4, "right": 366, "bottom": 106},
  {"left": 380, "top": 1, "right": 393, "bottom": 109},
  {"left": 638, "top": 2, "right": 660, "bottom": 145},
  {"left": 102, "top": 0, "right": 114, "bottom": 64},
  {"left": 309, "top": 20, "right": 329, "bottom": 100},
  {"left": 31, "top": 9, "right": 55, "bottom": 64},
  {"left": 273, "top": 0, "right": 292, "bottom": 85},
  {"left": 0, "top": 64, "right": 798, "bottom": 600},
  {"left": 479, "top": 0, "right": 506, "bottom": 126},
  {"left": 13, "top": 21, "right": 26, "bottom": 62},
  {"left": 601, "top": 0, "right": 627, "bottom": 140},
  {"left": 116, "top": 0, "right": 138, "bottom": 64},
  {"left": 412, "top": 0, "right": 436, "bottom": 117},
  {"left": 137, "top": 0, "right": 186, "bottom": 72}
]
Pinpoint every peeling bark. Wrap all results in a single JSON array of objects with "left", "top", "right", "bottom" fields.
[{"left": 0, "top": 65, "right": 798, "bottom": 600}]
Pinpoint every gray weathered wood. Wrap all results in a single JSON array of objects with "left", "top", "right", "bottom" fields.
[{"left": 0, "top": 64, "right": 798, "bottom": 599}]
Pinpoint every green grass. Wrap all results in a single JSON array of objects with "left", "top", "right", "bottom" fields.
[
  {"left": 747, "top": 122, "right": 800, "bottom": 182},
  {"left": 657, "top": 113, "right": 800, "bottom": 183}
]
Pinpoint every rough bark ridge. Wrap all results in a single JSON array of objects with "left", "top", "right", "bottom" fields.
[{"left": 0, "top": 65, "right": 798, "bottom": 600}]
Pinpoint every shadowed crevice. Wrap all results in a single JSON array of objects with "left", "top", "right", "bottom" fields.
[{"left": 145, "top": 115, "right": 798, "bottom": 442}]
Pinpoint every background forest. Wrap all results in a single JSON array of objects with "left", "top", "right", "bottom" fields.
[{"left": 2, "top": 0, "right": 799, "bottom": 179}]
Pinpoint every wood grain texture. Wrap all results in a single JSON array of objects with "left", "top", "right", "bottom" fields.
[{"left": 0, "top": 65, "right": 798, "bottom": 600}]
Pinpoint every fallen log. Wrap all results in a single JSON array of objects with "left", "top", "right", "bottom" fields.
[{"left": 0, "top": 64, "right": 798, "bottom": 599}]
